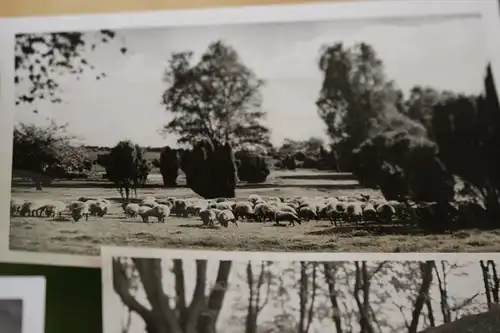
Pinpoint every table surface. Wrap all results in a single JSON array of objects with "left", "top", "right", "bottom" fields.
[{"left": 0, "top": 0, "right": 345, "bottom": 17}]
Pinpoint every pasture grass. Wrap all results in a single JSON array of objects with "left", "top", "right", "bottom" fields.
[{"left": 9, "top": 170, "right": 500, "bottom": 255}]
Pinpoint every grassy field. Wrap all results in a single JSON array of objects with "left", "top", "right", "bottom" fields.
[{"left": 9, "top": 170, "right": 500, "bottom": 255}]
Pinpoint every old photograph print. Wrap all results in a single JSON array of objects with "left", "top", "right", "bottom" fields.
[
  {"left": 9, "top": 3, "right": 500, "bottom": 256},
  {"left": 0, "top": 299, "right": 23, "bottom": 333},
  {"left": 105, "top": 255, "right": 500, "bottom": 333}
]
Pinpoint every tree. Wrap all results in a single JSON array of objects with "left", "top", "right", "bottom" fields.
[
  {"left": 159, "top": 146, "right": 180, "bottom": 187},
  {"left": 316, "top": 42, "right": 403, "bottom": 171},
  {"left": 408, "top": 261, "right": 434, "bottom": 333},
  {"left": 161, "top": 40, "right": 271, "bottom": 149},
  {"left": 12, "top": 121, "right": 92, "bottom": 190},
  {"left": 244, "top": 261, "right": 273, "bottom": 333},
  {"left": 480, "top": 260, "right": 500, "bottom": 310},
  {"left": 113, "top": 258, "right": 232, "bottom": 333},
  {"left": 234, "top": 150, "right": 270, "bottom": 183},
  {"left": 103, "top": 140, "right": 151, "bottom": 200},
  {"left": 180, "top": 139, "right": 238, "bottom": 199},
  {"left": 430, "top": 64, "right": 500, "bottom": 227},
  {"left": 15, "top": 30, "right": 128, "bottom": 107},
  {"left": 297, "top": 262, "right": 318, "bottom": 333}
]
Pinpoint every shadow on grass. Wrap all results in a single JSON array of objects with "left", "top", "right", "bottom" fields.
[
  {"left": 178, "top": 224, "right": 220, "bottom": 230},
  {"left": 307, "top": 223, "right": 430, "bottom": 237}
]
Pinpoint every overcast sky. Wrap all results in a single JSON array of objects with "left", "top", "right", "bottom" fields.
[{"left": 15, "top": 14, "right": 487, "bottom": 148}]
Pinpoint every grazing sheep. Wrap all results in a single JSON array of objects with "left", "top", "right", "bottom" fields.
[
  {"left": 20, "top": 200, "right": 49, "bottom": 217},
  {"left": 248, "top": 194, "right": 262, "bottom": 204},
  {"left": 298, "top": 206, "right": 318, "bottom": 221},
  {"left": 217, "top": 209, "right": 237, "bottom": 228},
  {"left": 43, "top": 201, "right": 67, "bottom": 219},
  {"left": 139, "top": 204, "right": 171, "bottom": 223},
  {"left": 122, "top": 203, "right": 141, "bottom": 218},
  {"left": 173, "top": 199, "right": 188, "bottom": 217},
  {"left": 279, "top": 205, "right": 297, "bottom": 215},
  {"left": 10, "top": 199, "right": 23, "bottom": 216},
  {"left": 233, "top": 202, "right": 254, "bottom": 220},
  {"left": 376, "top": 203, "right": 396, "bottom": 223},
  {"left": 199, "top": 209, "right": 217, "bottom": 227},
  {"left": 362, "top": 203, "right": 377, "bottom": 222},
  {"left": 77, "top": 196, "right": 98, "bottom": 202},
  {"left": 70, "top": 202, "right": 90, "bottom": 222},
  {"left": 254, "top": 203, "right": 276, "bottom": 222},
  {"left": 274, "top": 211, "right": 302, "bottom": 227},
  {"left": 326, "top": 207, "right": 343, "bottom": 226},
  {"left": 140, "top": 199, "right": 158, "bottom": 208},
  {"left": 346, "top": 203, "right": 363, "bottom": 224},
  {"left": 213, "top": 202, "right": 233, "bottom": 211},
  {"left": 87, "top": 200, "right": 108, "bottom": 217}
]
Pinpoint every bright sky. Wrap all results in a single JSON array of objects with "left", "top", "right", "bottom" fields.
[
  {"left": 104, "top": 259, "right": 490, "bottom": 333},
  {"left": 15, "top": 14, "right": 487, "bottom": 148}
]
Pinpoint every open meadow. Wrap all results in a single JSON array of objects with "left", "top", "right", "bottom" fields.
[{"left": 10, "top": 169, "right": 500, "bottom": 255}]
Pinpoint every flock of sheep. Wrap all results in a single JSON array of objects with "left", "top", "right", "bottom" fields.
[{"left": 10, "top": 193, "right": 414, "bottom": 228}]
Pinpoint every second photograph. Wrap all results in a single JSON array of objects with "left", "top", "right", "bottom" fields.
[{"left": 101, "top": 248, "right": 500, "bottom": 333}]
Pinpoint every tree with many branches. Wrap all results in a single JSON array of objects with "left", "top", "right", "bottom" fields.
[{"left": 161, "top": 40, "right": 271, "bottom": 149}]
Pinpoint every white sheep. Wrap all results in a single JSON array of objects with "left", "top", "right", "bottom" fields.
[
  {"left": 20, "top": 200, "right": 49, "bottom": 217},
  {"left": 10, "top": 199, "right": 24, "bottom": 216},
  {"left": 233, "top": 202, "right": 254, "bottom": 220},
  {"left": 87, "top": 200, "right": 108, "bottom": 217},
  {"left": 362, "top": 203, "right": 377, "bottom": 222},
  {"left": 346, "top": 202, "right": 363, "bottom": 224},
  {"left": 248, "top": 194, "right": 263, "bottom": 204},
  {"left": 70, "top": 202, "right": 90, "bottom": 222},
  {"left": 139, "top": 204, "right": 170, "bottom": 223},
  {"left": 274, "top": 211, "right": 301, "bottom": 227},
  {"left": 77, "top": 196, "right": 98, "bottom": 202},
  {"left": 376, "top": 203, "right": 396, "bottom": 223},
  {"left": 173, "top": 199, "right": 188, "bottom": 217},
  {"left": 254, "top": 203, "right": 276, "bottom": 222},
  {"left": 199, "top": 209, "right": 217, "bottom": 227},
  {"left": 298, "top": 206, "right": 318, "bottom": 221},
  {"left": 217, "top": 209, "right": 237, "bottom": 228},
  {"left": 122, "top": 203, "right": 141, "bottom": 218},
  {"left": 43, "top": 201, "right": 67, "bottom": 219},
  {"left": 213, "top": 202, "right": 233, "bottom": 211},
  {"left": 140, "top": 199, "right": 158, "bottom": 208}
]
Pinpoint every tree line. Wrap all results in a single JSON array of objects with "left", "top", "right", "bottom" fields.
[
  {"left": 112, "top": 258, "right": 500, "bottom": 333},
  {"left": 12, "top": 30, "right": 500, "bottom": 227}
]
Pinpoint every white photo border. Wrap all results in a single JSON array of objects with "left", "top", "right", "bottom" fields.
[{"left": 0, "top": 276, "right": 46, "bottom": 333}]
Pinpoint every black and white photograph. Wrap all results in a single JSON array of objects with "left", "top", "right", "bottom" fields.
[
  {"left": 0, "top": 299, "right": 23, "bottom": 333},
  {"left": 0, "top": 277, "right": 46, "bottom": 333},
  {"left": 101, "top": 248, "right": 500, "bottom": 333},
  {"left": 3, "top": 0, "right": 500, "bottom": 265}
]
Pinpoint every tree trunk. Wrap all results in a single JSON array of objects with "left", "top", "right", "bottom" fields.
[
  {"left": 480, "top": 260, "right": 493, "bottom": 309},
  {"left": 425, "top": 298, "right": 436, "bottom": 328},
  {"left": 323, "top": 263, "right": 343, "bottom": 333},
  {"left": 490, "top": 261, "right": 500, "bottom": 304},
  {"left": 113, "top": 258, "right": 232, "bottom": 333},
  {"left": 408, "top": 261, "right": 434, "bottom": 333},
  {"left": 298, "top": 262, "right": 307, "bottom": 333},
  {"left": 353, "top": 261, "right": 375, "bottom": 333},
  {"left": 433, "top": 261, "right": 451, "bottom": 324}
]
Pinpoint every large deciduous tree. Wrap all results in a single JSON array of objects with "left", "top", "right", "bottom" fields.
[
  {"left": 113, "top": 258, "right": 232, "bottom": 333},
  {"left": 15, "top": 30, "right": 127, "bottom": 107},
  {"left": 161, "top": 40, "right": 271, "bottom": 149},
  {"left": 316, "top": 42, "right": 406, "bottom": 171},
  {"left": 12, "top": 121, "right": 92, "bottom": 190}
]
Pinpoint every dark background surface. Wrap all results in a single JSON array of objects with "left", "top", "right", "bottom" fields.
[{"left": 0, "top": 263, "right": 102, "bottom": 333}]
